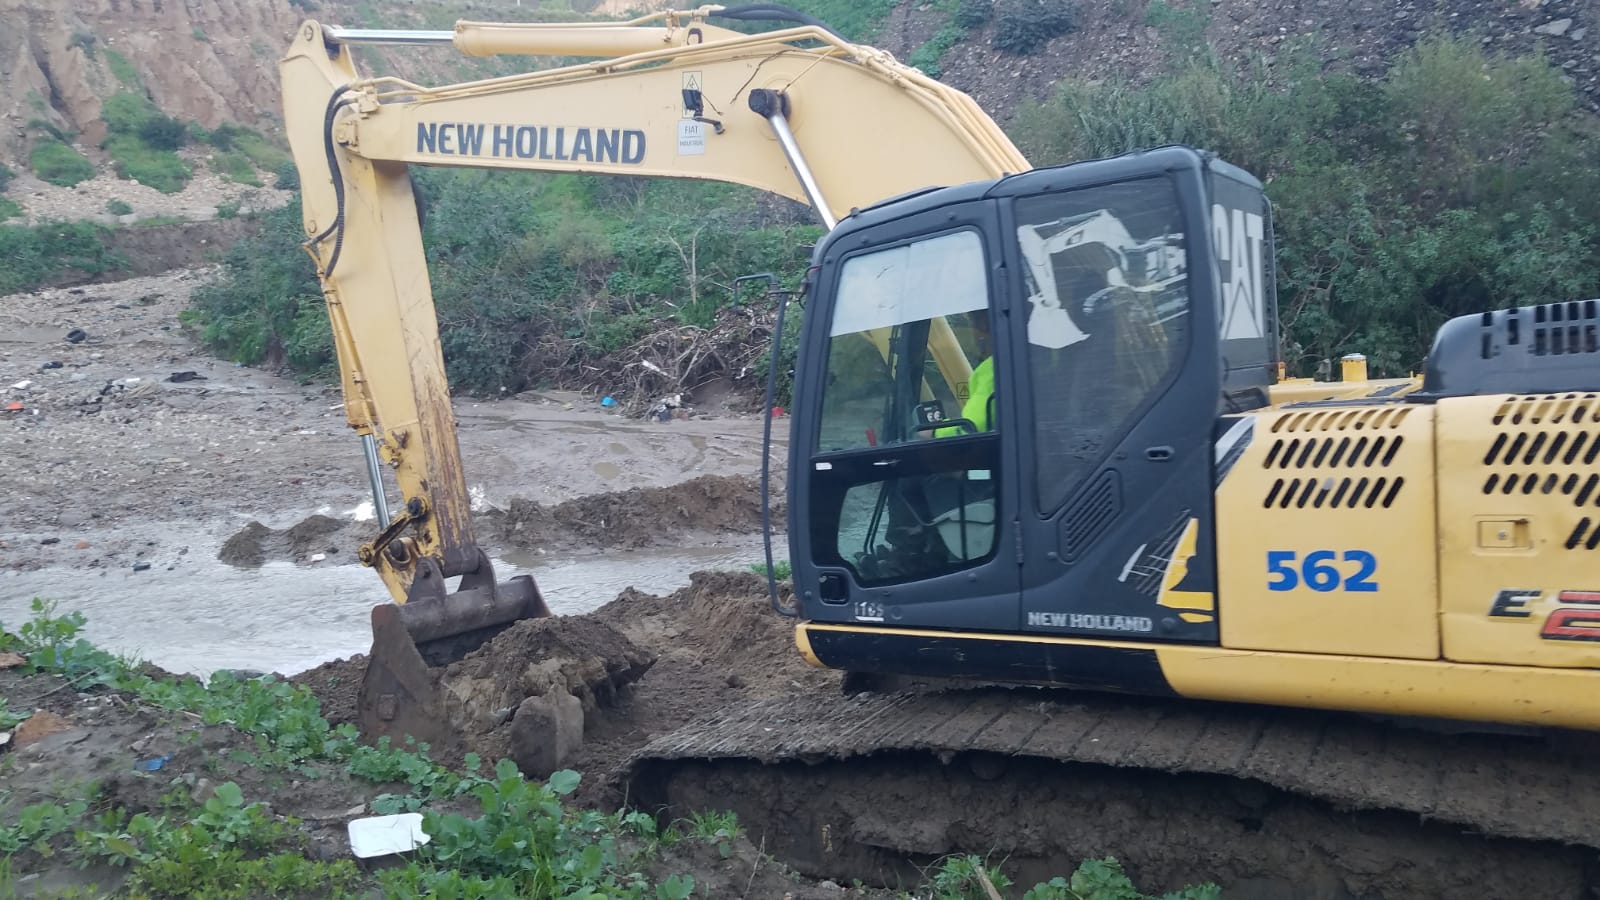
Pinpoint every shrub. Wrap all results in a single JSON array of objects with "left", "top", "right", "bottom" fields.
[
  {"left": 273, "top": 160, "right": 300, "bottom": 191},
  {"left": 955, "top": 0, "right": 993, "bottom": 29},
  {"left": 29, "top": 139, "right": 95, "bottom": 187},
  {"left": 101, "top": 91, "right": 193, "bottom": 193},
  {"left": 0, "top": 221, "right": 124, "bottom": 294},
  {"left": 992, "top": 0, "right": 1076, "bottom": 55},
  {"left": 0, "top": 162, "right": 15, "bottom": 192},
  {"left": 106, "top": 199, "right": 133, "bottom": 216},
  {"left": 1010, "top": 35, "right": 1600, "bottom": 377},
  {"left": 137, "top": 114, "right": 189, "bottom": 151}
]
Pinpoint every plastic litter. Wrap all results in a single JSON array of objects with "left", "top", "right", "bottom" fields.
[
  {"left": 347, "top": 813, "right": 430, "bottom": 858},
  {"left": 600, "top": 396, "right": 617, "bottom": 408},
  {"left": 136, "top": 754, "right": 172, "bottom": 771}
]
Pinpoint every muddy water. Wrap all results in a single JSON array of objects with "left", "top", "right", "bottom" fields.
[{"left": 0, "top": 538, "right": 772, "bottom": 678}]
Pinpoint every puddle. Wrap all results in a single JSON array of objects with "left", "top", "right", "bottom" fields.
[{"left": 0, "top": 538, "right": 773, "bottom": 678}]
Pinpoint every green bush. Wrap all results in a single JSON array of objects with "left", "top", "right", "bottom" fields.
[
  {"left": 0, "top": 162, "right": 15, "bottom": 192},
  {"left": 0, "top": 221, "right": 124, "bottom": 294},
  {"left": 106, "top": 199, "right": 132, "bottom": 216},
  {"left": 29, "top": 139, "right": 95, "bottom": 187},
  {"left": 192, "top": 173, "right": 819, "bottom": 394},
  {"left": 273, "top": 160, "right": 300, "bottom": 191},
  {"left": 101, "top": 91, "right": 193, "bottom": 193},
  {"left": 189, "top": 199, "right": 331, "bottom": 374},
  {"left": 993, "top": 0, "right": 1076, "bottom": 55},
  {"left": 955, "top": 0, "right": 994, "bottom": 29},
  {"left": 138, "top": 114, "right": 189, "bottom": 151},
  {"left": 0, "top": 199, "right": 21, "bottom": 222},
  {"left": 1011, "top": 34, "right": 1600, "bottom": 376}
]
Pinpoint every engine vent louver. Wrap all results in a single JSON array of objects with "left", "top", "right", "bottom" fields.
[
  {"left": 1478, "top": 394, "right": 1600, "bottom": 550},
  {"left": 1263, "top": 407, "right": 1410, "bottom": 509},
  {"left": 1059, "top": 470, "right": 1120, "bottom": 562}
]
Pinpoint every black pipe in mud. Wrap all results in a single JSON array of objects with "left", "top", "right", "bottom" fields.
[{"left": 626, "top": 751, "right": 1600, "bottom": 900}]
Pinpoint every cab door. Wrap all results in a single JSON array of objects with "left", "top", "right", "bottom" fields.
[
  {"left": 790, "top": 200, "right": 1023, "bottom": 632},
  {"left": 992, "top": 154, "right": 1229, "bottom": 645}
]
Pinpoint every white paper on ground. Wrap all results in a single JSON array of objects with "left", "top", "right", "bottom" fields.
[{"left": 347, "top": 813, "right": 430, "bottom": 858}]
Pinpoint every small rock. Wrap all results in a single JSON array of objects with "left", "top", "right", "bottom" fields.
[
  {"left": 132, "top": 561, "right": 152, "bottom": 572},
  {"left": 1572, "top": 27, "right": 1587, "bottom": 41},
  {"left": 40, "top": 537, "right": 60, "bottom": 545},
  {"left": 726, "top": 673, "right": 747, "bottom": 689},
  {"left": 64, "top": 329, "right": 88, "bottom": 344},
  {"left": 75, "top": 541, "right": 91, "bottom": 549},
  {"left": 1534, "top": 17, "right": 1574, "bottom": 37}
]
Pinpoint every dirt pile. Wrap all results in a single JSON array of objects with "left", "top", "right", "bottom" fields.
[
  {"left": 292, "top": 569, "right": 830, "bottom": 806},
  {"left": 217, "top": 513, "right": 351, "bottom": 567},
  {"left": 484, "top": 473, "right": 779, "bottom": 552},
  {"left": 218, "top": 473, "right": 779, "bottom": 567},
  {"left": 433, "top": 615, "right": 657, "bottom": 776}
]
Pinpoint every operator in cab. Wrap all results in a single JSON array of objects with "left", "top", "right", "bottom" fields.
[{"left": 933, "top": 310, "right": 996, "bottom": 438}]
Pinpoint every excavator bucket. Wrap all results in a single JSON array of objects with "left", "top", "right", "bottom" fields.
[{"left": 356, "top": 567, "right": 551, "bottom": 750}]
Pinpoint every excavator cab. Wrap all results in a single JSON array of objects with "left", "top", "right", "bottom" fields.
[{"left": 788, "top": 146, "right": 1274, "bottom": 669}]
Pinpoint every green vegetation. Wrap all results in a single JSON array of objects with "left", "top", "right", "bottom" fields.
[
  {"left": 101, "top": 91, "right": 193, "bottom": 193},
  {"left": 29, "top": 138, "right": 95, "bottom": 187},
  {"left": 0, "top": 200, "right": 20, "bottom": 222},
  {"left": 748, "top": 559, "right": 794, "bottom": 580},
  {"left": 0, "top": 162, "right": 15, "bottom": 192},
  {"left": 192, "top": 174, "right": 821, "bottom": 393},
  {"left": 923, "top": 854, "right": 1218, "bottom": 899},
  {"left": 211, "top": 150, "right": 262, "bottom": 186},
  {"left": 783, "top": 0, "right": 898, "bottom": 41},
  {"left": 0, "top": 221, "right": 124, "bottom": 294},
  {"left": 1012, "top": 33, "right": 1600, "bottom": 376},
  {"left": 104, "top": 48, "right": 139, "bottom": 87},
  {"left": 106, "top": 198, "right": 133, "bottom": 216},
  {"left": 0, "top": 600, "right": 1217, "bottom": 899},
  {"left": 992, "top": 0, "right": 1077, "bottom": 55}
]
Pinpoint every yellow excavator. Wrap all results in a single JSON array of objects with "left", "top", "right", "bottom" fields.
[{"left": 281, "top": 6, "right": 1600, "bottom": 893}]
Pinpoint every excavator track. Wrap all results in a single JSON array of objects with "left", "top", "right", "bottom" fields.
[{"left": 623, "top": 686, "right": 1600, "bottom": 899}]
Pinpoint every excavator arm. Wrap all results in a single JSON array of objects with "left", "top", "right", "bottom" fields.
[{"left": 277, "top": 4, "right": 1030, "bottom": 744}]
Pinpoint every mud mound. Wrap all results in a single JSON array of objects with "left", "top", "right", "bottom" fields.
[
  {"left": 218, "top": 514, "right": 361, "bottom": 567},
  {"left": 483, "top": 474, "right": 778, "bottom": 551},
  {"left": 595, "top": 570, "right": 803, "bottom": 691},
  {"left": 289, "top": 653, "right": 368, "bottom": 727}
]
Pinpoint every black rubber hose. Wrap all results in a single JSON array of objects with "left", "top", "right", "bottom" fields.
[
  {"left": 316, "top": 85, "right": 354, "bottom": 278},
  {"left": 761, "top": 287, "right": 799, "bottom": 617},
  {"left": 709, "top": 3, "right": 841, "bottom": 38}
]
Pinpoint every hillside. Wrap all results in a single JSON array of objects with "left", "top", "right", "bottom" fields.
[{"left": 3, "top": 0, "right": 1592, "bottom": 175}]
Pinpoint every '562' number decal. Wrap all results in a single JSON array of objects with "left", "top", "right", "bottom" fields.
[{"left": 1267, "top": 550, "right": 1378, "bottom": 593}]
